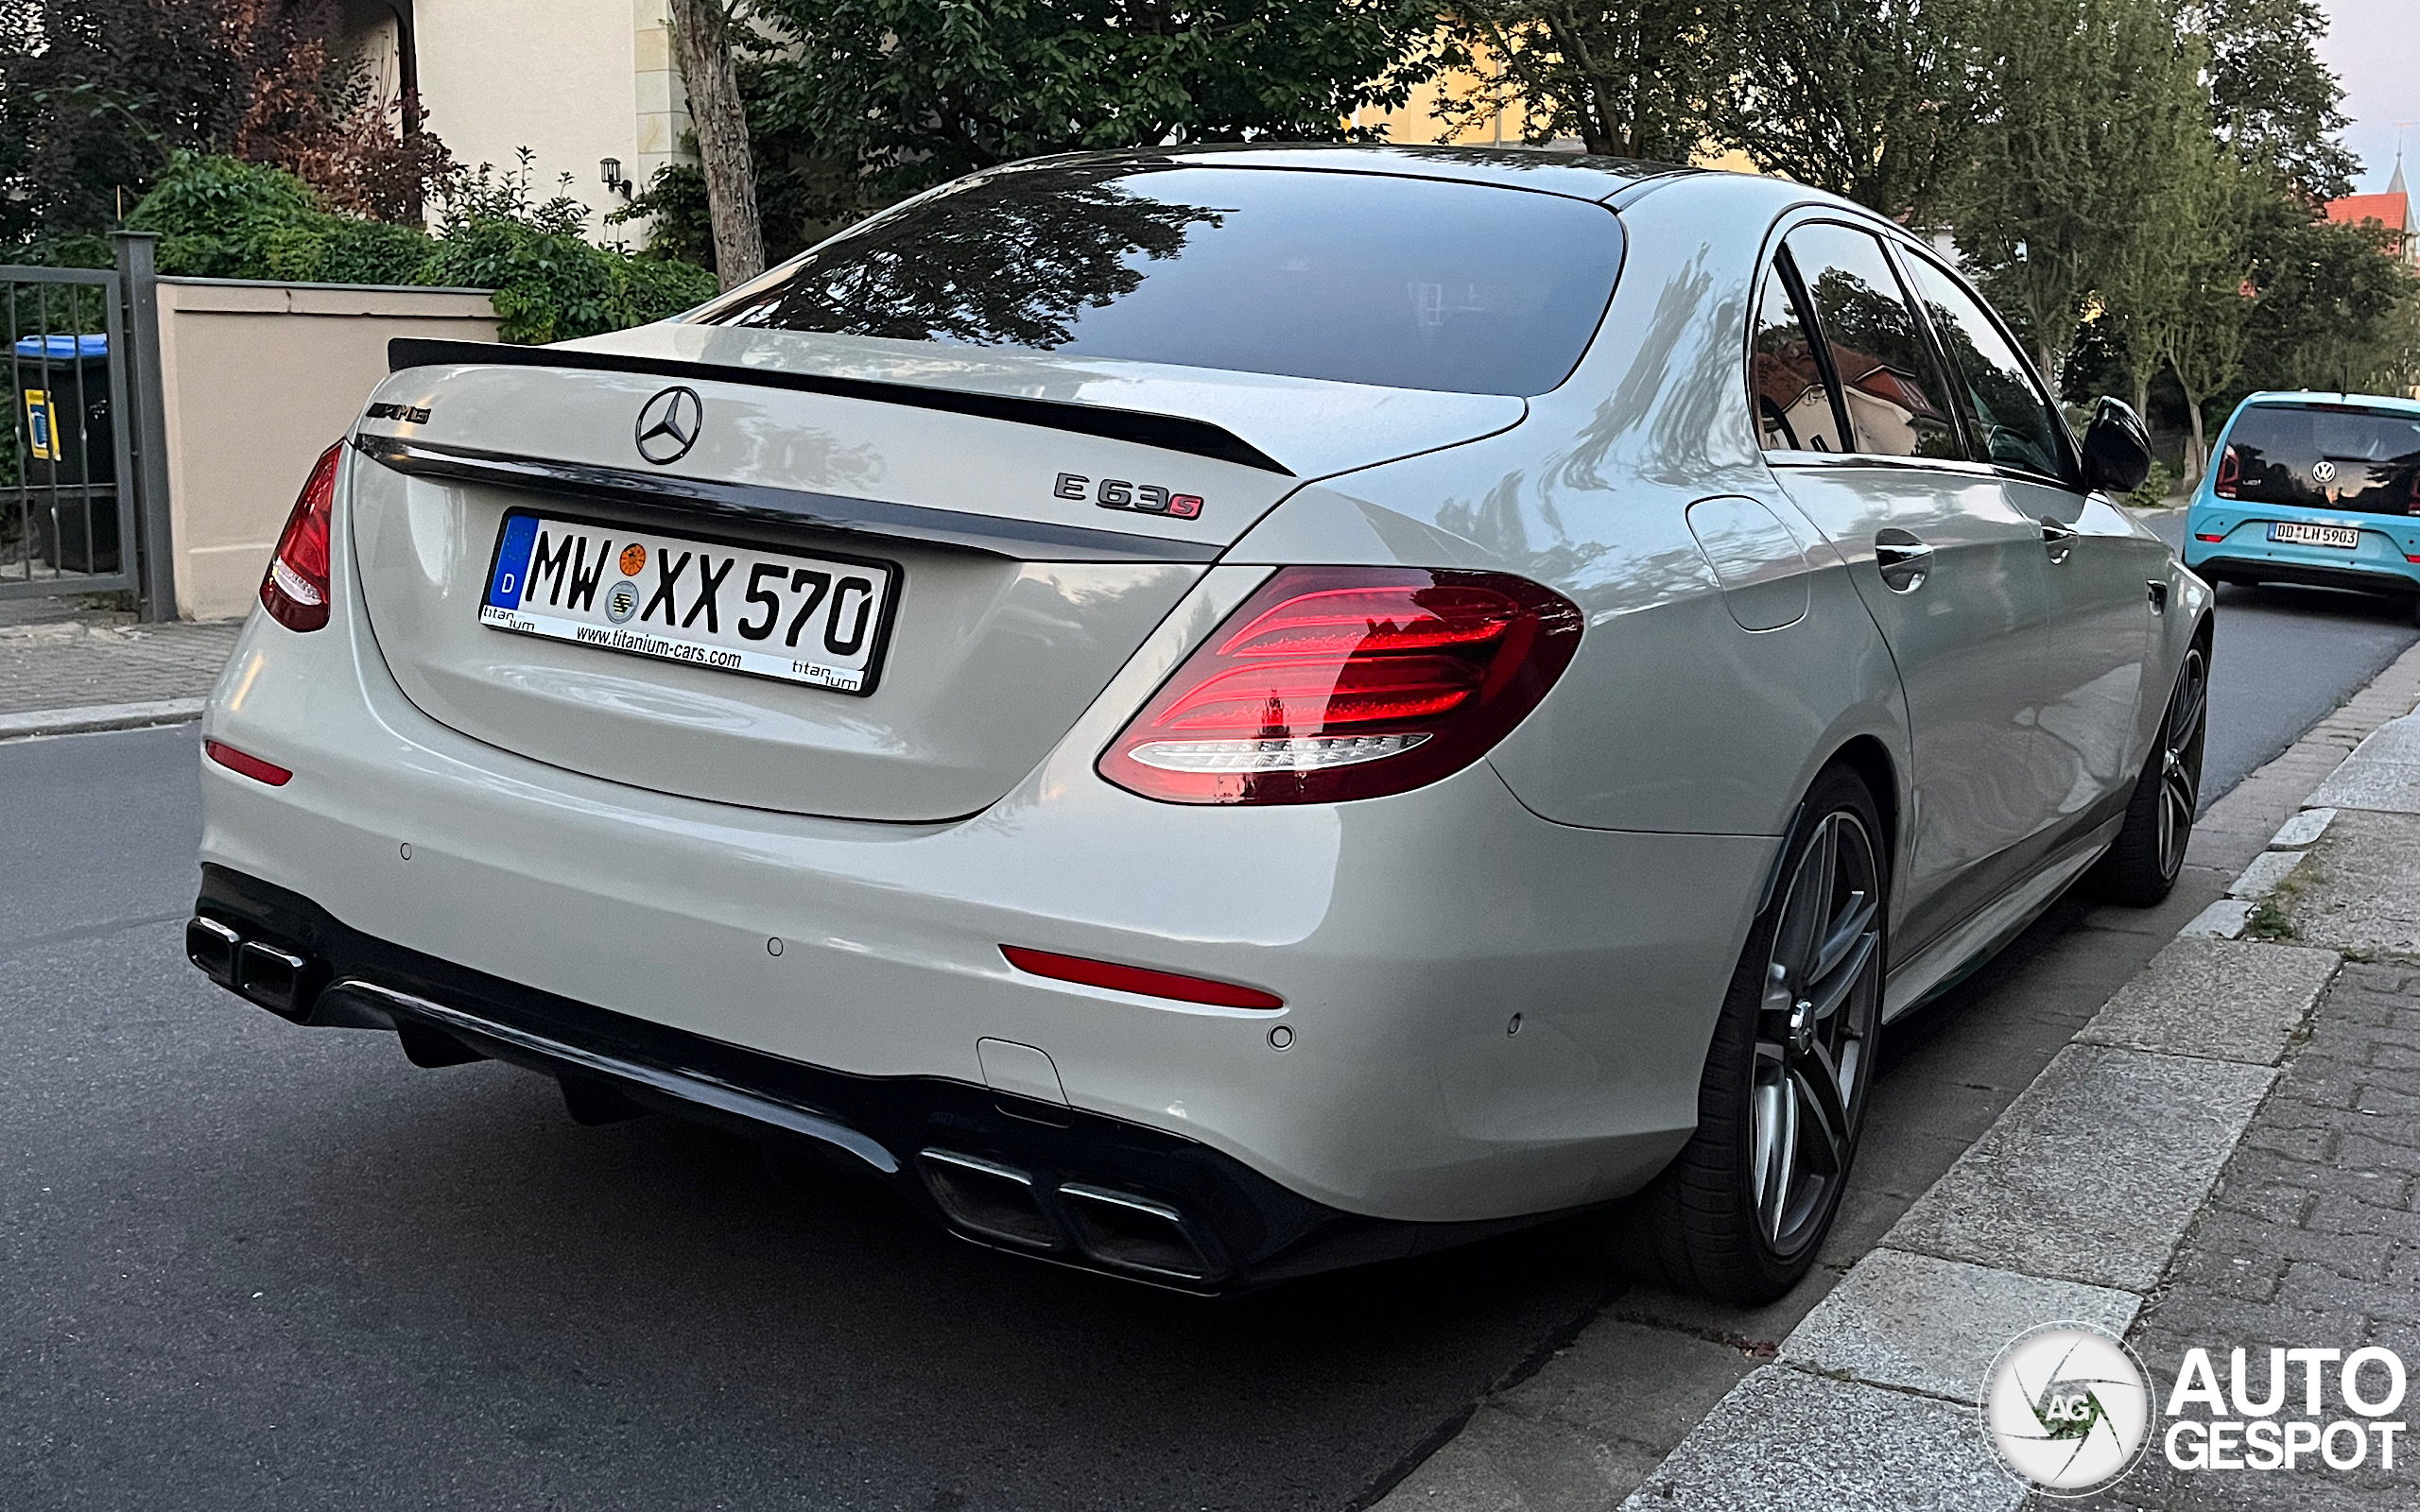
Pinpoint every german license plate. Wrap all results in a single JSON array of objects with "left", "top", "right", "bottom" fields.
[
  {"left": 2269, "top": 521, "right": 2360, "bottom": 550},
  {"left": 479, "top": 510, "right": 899, "bottom": 695}
]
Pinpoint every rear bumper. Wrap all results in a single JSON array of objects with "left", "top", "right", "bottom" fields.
[
  {"left": 194, "top": 501, "right": 1778, "bottom": 1275},
  {"left": 2182, "top": 509, "right": 2420, "bottom": 597},
  {"left": 191, "top": 865, "right": 1545, "bottom": 1292},
  {"left": 2185, "top": 552, "right": 2419, "bottom": 597}
]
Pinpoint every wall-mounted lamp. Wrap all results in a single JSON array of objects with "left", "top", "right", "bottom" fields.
[{"left": 600, "top": 158, "right": 633, "bottom": 199}]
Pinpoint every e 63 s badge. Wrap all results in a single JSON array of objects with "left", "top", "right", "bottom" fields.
[{"left": 1054, "top": 472, "right": 1203, "bottom": 519}]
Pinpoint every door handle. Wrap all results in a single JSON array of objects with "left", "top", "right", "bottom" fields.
[
  {"left": 1875, "top": 529, "right": 1932, "bottom": 593},
  {"left": 2040, "top": 517, "right": 2076, "bottom": 565}
]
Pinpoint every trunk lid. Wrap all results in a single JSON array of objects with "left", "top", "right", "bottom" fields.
[{"left": 347, "top": 329, "right": 1524, "bottom": 820}]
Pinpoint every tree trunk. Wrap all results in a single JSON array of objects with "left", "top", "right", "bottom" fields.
[
  {"left": 2182, "top": 387, "right": 2207, "bottom": 486},
  {"left": 668, "top": 0, "right": 764, "bottom": 288}
]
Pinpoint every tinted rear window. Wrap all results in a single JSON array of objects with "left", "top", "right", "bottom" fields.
[
  {"left": 692, "top": 163, "right": 1624, "bottom": 397},
  {"left": 2223, "top": 404, "right": 2420, "bottom": 515}
]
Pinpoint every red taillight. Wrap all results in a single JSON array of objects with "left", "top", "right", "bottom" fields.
[
  {"left": 260, "top": 441, "right": 345, "bottom": 632},
  {"left": 1098, "top": 566, "right": 1582, "bottom": 804},
  {"left": 205, "top": 739, "right": 293, "bottom": 786},
  {"left": 2214, "top": 444, "right": 2240, "bottom": 499},
  {"left": 1000, "top": 945, "right": 1283, "bottom": 1009}
]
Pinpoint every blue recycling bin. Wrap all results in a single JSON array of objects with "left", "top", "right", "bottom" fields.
[{"left": 11, "top": 334, "right": 119, "bottom": 572}]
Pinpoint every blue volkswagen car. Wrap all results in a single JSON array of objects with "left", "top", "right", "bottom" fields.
[{"left": 2185, "top": 392, "right": 2420, "bottom": 619}]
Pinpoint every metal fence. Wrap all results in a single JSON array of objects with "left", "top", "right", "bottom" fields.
[{"left": 2, "top": 235, "right": 176, "bottom": 619}]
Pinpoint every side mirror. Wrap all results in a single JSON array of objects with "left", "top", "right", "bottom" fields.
[{"left": 2081, "top": 396, "right": 2153, "bottom": 494}]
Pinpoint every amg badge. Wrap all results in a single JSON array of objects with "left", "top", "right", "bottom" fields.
[{"left": 1054, "top": 472, "right": 1202, "bottom": 519}]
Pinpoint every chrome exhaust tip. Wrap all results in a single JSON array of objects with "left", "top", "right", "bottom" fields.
[
  {"left": 185, "top": 916, "right": 241, "bottom": 986},
  {"left": 917, "top": 1149, "right": 1062, "bottom": 1252},
  {"left": 234, "top": 939, "right": 311, "bottom": 1021},
  {"left": 1056, "top": 1183, "right": 1221, "bottom": 1282}
]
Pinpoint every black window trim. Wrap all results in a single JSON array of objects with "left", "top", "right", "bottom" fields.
[
  {"left": 1886, "top": 240, "right": 2085, "bottom": 491},
  {"left": 1759, "top": 214, "right": 1968, "bottom": 472},
  {"left": 1748, "top": 245, "right": 1858, "bottom": 458}
]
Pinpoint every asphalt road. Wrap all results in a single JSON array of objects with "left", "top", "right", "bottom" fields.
[
  {"left": 4, "top": 551, "right": 2411, "bottom": 1511},
  {"left": 2140, "top": 508, "right": 2420, "bottom": 802}
]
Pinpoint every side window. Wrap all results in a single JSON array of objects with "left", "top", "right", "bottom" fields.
[
  {"left": 1750, "top": 262, "right": 1848, "bottom": 453},
  {"left": 1902, "top": 256, "right": 2073, "bottom": 484},
  {"left": 1783, "top": 223, "right": 1962, "bottom": 461}
]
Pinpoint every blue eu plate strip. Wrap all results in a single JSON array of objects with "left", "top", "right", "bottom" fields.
[{"left": 489, "top": 515, "right": 538, "bottom": 608}]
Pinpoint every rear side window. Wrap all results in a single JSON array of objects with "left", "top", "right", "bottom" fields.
[
  {"left": 1783, "top": 223, "right": 1962, "bottom": 461},
  {"left": 694, "top": 163, "right": 1625, "bottom": 397},
  {"left": 1902, "top": 257, "right": 2073, "bottom": 484},
  {"left": 2221, "top": 404, "right": 2420, "bottom": 516},
  {"left": 1750, "top": 262, "right": 1849, "bottom": 453}
]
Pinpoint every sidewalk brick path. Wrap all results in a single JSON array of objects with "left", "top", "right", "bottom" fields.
[
  {"left": 0, "top": 620, "right": 241, "bottom": 717},
  {"left": 2071, "top": 962, "right": 2420, "bottom": 1510}
]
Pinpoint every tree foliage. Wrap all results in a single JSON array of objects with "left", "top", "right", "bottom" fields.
[
  {"left": 1706, "top": 0, "right": 1982, "bottom": 223},
  {"left": 1, "top": 0, "right": 449, "bottom": 256},
  {"left": 2194, "top": 0, "right": 2358, "bottom": 199},
  {"left": 0, "top": 0, "right": 247, "bottom": 253},
  {"left": 1951, "top": 0, "right": 2210, "bottom": 380},
  {"left": 738, "top": 0, "right": 1444, "bottom": 232},
  {"left": 128, "top": 152, "right": 718, "bottom": 342},
  {"left": 1435, "top": 1, "right": 1738, "bottom": 161}
]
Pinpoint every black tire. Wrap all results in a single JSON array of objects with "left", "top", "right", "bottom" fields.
[
  {"left": 1617, "top": 765, "right": 1888, "bottom": 1303},
  {"left": 2093, "top": 639, "right": 2209, "bottom": 906}
]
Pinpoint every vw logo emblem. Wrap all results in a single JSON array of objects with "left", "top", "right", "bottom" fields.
[
  {"left": 634, "top": 386, "right": 702, "bottom": 466},
  {"left": 2311, "top": 459, "right": 2338, "bottom": 484}
]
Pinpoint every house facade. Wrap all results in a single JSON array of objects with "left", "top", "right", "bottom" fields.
[{"left": 337, "top": 0, "right": 697, "bottom": 237}]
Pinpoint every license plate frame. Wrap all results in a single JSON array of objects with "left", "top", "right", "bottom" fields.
[
  {"left": 2268, "top": 521, "right": 2361, "bottom": 551},
  {"left": 476, "top": 507, "right": 903, "bottom": 696}
]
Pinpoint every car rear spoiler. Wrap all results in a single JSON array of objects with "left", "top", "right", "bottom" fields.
[{"left": 387, "top": 337, "right": 1293, "bottom": 476}]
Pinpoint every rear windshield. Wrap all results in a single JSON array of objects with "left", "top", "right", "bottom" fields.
[
  {"left": 2223, "top": 403, "right": 2420, "bottom": 515},
  {"left": 691, "top": 163, "right": 1624, "bottom": 397}
]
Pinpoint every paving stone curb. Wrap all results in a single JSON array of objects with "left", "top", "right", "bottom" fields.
[
  {"left": 1606, "top": 640, "right": 2420, "bottom": 1512},
  {"left": 0, "top": 697, "right": 206, "bottom": 741}
]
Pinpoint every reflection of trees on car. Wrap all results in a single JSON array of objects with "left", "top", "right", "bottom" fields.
[
  {"left": 1920, "top": 298, "right": 2063, "bottom": 476},
  {"left": 1803, "top": 268, "right": 1960, "bottom": 460},
  {"left": 708, "top": 164, "right": 1229, "bottom": 351}
]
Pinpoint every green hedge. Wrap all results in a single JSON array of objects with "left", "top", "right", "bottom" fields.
[{"left": 128, "top": 154, "right": 718, "bottom": 343}]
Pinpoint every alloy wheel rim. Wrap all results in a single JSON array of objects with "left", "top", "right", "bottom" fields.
[
  {"left": 1751, "top": 809, "right": 1882, "bottom": 1256},
  {"left": 2155, "top": 648, "right": 2208, "bottom": 881}
]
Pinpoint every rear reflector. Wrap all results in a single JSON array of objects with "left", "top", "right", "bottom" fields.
[
  {"left": 1000, "top": 945, "right": 1283, "bottom": 1009},
  {"left": 2195, "top": 533, "right": 2225, "bottom": 542},
  {"left": 205, "top": 740, "right": 293, "bottom": 786}
]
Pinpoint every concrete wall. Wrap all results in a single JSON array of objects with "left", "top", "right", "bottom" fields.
[{"left": 154, "top": 279, "right": 499, "bottom": 620}]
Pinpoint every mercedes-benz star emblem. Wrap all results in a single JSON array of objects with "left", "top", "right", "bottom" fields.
[{"left": 634, "top": 386, "right": 702, "bottom": 466}]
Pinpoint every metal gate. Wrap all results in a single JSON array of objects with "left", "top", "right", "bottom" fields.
[{"left": 3, "top": 235, "right": 175, "bottom": 619}]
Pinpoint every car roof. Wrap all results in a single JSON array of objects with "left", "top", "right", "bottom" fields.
[
  {"left": 986, "top": 143, "right": 1698, "bottom": 203},
  {"left": 2231, "top": 390, "right": 2420, "bottom": 420}
]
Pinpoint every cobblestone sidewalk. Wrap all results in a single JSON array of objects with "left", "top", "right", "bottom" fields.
[
  {"left": 0, "top": 601, "right": 240, "bottom": 725},
  {"left": 2085, "top": 692, "right": 2420, "bottom": 1509}
]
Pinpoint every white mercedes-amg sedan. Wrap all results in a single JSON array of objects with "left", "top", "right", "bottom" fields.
[{"left": 188, "top": 146, "right": 2206, "bottom": 1300}]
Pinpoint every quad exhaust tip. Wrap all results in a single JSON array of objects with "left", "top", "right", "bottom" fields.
[
  {"left": 916, "top": 1147, "right": 1224, "bottom": 1284},
  {"left": 187, "top": 913, "right": 1232, "bottom": 1287},
  {"left": 186, "top": 915, "right": 314, "bottom": 1022}
]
